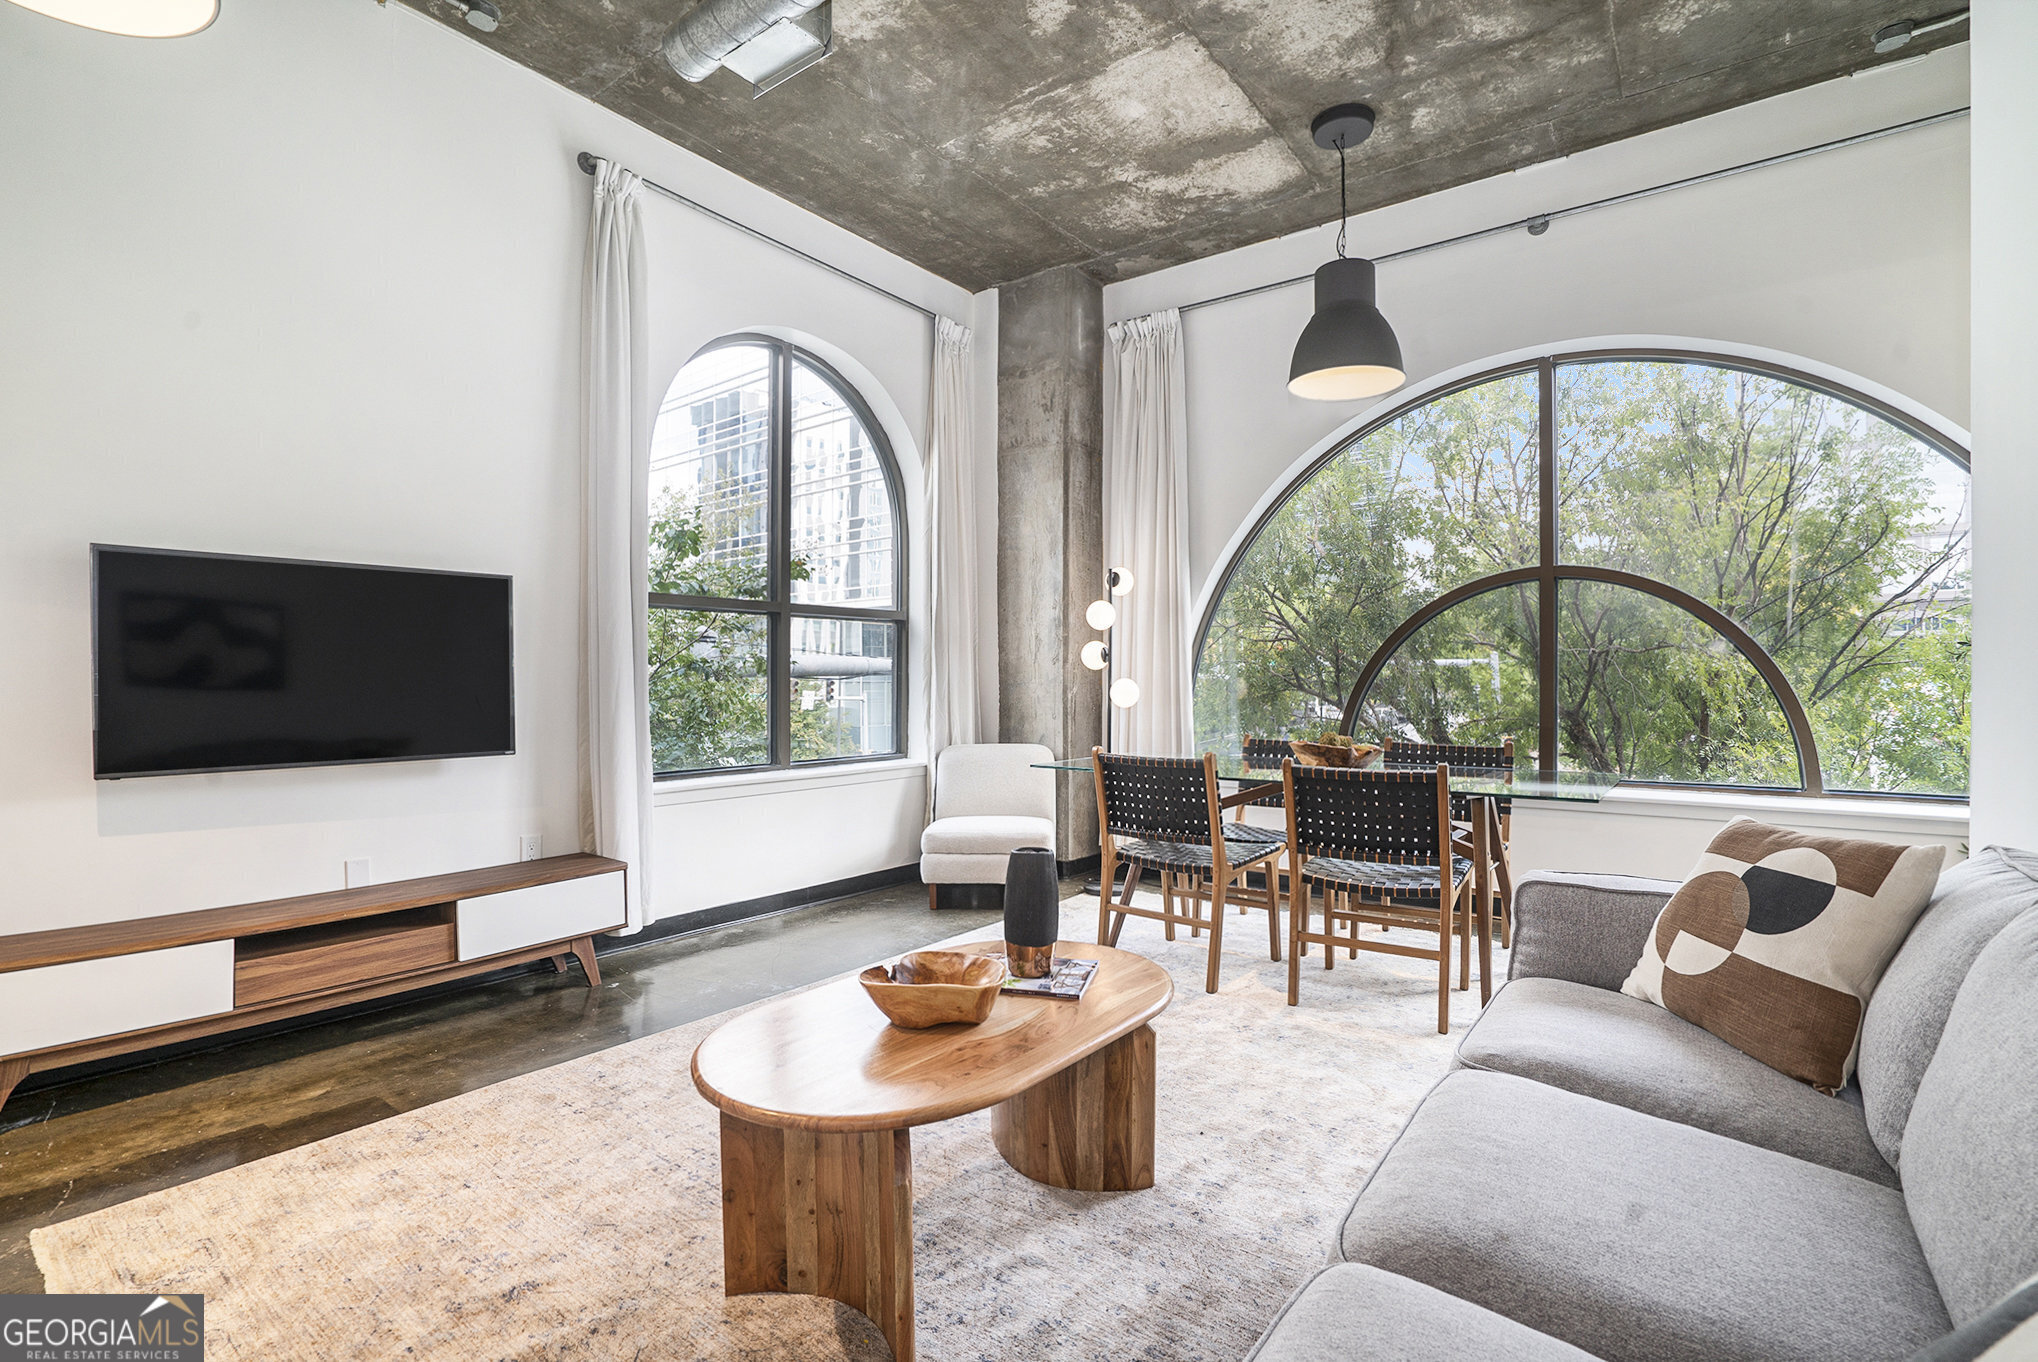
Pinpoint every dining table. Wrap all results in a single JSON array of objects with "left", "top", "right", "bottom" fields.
[{"left": 1032, "top": 753, "right": 1622, "bottom": 1001}]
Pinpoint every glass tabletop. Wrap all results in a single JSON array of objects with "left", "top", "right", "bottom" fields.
[{"left": 1030, "top": 756, "right": 1621, "bottom": 803}]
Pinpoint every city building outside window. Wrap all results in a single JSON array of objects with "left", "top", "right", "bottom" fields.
[{"left": 647, "top": 336, "right": 905, "bottom": 775}]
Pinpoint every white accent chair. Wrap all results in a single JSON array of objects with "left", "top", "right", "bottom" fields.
[{"left": 920, "top": 743, "right": 1056, "bottom": 908}]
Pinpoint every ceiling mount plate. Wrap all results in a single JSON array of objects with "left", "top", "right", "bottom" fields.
[{"left": 1311, "top": 103, "right": 1377, "bottom": 151}]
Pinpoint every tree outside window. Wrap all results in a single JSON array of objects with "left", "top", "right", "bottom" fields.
[{"left": 1196, "top": 355, "right": 1969, "bottom": 797}]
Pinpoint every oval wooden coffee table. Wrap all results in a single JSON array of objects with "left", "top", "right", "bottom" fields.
[{"left": 692, "top": 939, "right": 1172, "bottom": 1362}]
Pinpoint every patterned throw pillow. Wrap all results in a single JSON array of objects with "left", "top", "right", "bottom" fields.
[{"left": 1622, "top": 818, "right": 1945, "bottom": 1093}]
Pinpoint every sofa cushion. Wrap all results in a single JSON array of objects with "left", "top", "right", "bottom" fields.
[
  {"left": 1622, "top": 818, "right": 1942, "bottom": 1092},
  {"left": 1245, "top": 1264, "right": 1596, "bottom": 1362},
  {"left": 1457, "top": 976, "right": 1894, "bottom": 1184},
  {"left": 1508, "top": 871, "right": 1678, "bottom": 990},
  {"left": 919, "top": 815, "right": 1054, "bottom": 856},
  {"left": 1338, "top": 1070, "right": 1949, "bottom": 1362},
  {"left": 1859, "top": 848, "right": 2038, "bottom": 1168},
  {"left": 1900, "top": 905, "right": 2038, "bottom": 1325}
]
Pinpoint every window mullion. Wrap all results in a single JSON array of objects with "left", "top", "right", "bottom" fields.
[
  {"left": 1537, "top": 357, "right": 1558, "bottom": 777},
  {"left": 770, "top": 342, "right": 793, "bottom": 769}
]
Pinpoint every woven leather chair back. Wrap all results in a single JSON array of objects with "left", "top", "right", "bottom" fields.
[
  {"left": 1096, "top": 753, "right": 1214, "bottom": 846},
  {"left": 1382, "top": 737, "right": 1512, "bottom": 819},
  {"left": 1287, "top": 763, "right": 1446, "bottom": 865},
  {"left": 1241, "top": 735, "right": 1290, "bottom": 773}
]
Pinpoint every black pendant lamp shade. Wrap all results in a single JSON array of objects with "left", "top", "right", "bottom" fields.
[
  {"left": 1287, "top": 256, "right": 1405, "bottom": 400},
  {"left": 1289, "top": 102, "right": 1407, "bottom": 402}
]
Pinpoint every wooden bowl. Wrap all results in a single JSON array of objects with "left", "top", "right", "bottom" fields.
[
  {"left": 859, "top": 950, "right": 1005, "bottom": 1028},
  {"left": 1289, "top": 740, "right": 1381, "bottom": 768}
]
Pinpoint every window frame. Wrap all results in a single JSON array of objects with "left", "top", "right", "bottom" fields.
[
  {"left": 649, "top": 333, "right": 909, "bottom": 780},
  {"left": 1193, "top": 348, "right": 1971, "bottom": 802}
]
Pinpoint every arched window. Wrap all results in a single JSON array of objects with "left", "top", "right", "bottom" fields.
[
  {"left": 648, "top": 336, "right": 905, "bottom": 775},
  {"left": 1196, "top": 353, "right": 1970, "bottom": 797}
]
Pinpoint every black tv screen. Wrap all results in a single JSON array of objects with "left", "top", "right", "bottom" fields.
[{"left": 93, "top": 546, "right": 515, "bottom": 779}]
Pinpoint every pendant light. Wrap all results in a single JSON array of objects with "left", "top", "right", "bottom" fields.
[
  {"left": 1288, "top": 103, "right": 1406, "bottom": 402},
  {"left": 5, "top": 0, "right": 217, "bottom": 36}
]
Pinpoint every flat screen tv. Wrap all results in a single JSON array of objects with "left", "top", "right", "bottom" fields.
[{"left": 92, "top": 545, "right": 515, "bottom": 779}]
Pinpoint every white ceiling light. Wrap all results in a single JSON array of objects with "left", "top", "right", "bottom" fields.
[{"left": 6, "top": 0, "right": 217, "bottom": 37}]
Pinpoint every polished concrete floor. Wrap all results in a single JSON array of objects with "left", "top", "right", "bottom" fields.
[{"left": 0, "top": 882, "right": 1003, "bottom": 1293}]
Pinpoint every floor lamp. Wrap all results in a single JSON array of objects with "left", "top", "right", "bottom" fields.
[
  {"left": 1080, "top": 567, "right": 1139, "bottom": 751},
  {"left": 1081, "top": 567, "right": 1138, "bottom": 896}
]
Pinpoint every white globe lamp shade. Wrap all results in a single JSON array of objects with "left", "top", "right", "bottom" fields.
[
  {"left": 1109, "top": 678, "right": 1141, "bottom": 709},
  {"left": 1085, "top": 599, "right": 1117, "bottom": 631},
  {"left": 1108, "top": 567, "right": 1135, "bottom": 596},
  {"left": 1079, "top": 640, "right": 1108, "bottom": 671},
  {"left": 7, "top": 0, "right": 218, "bottom": 36}
]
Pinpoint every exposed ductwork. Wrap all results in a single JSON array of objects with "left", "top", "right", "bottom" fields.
[{"left": 662, "top": 0, "right": 828, "bottom": 83}]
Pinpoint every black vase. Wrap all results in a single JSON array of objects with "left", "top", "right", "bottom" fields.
[{"left": 1003, "top": 846, "right": 1058, "bottom": 978}]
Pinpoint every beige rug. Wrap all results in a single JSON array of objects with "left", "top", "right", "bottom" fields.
[{"left": 33, "top": 895, "right": 1501, "bottom": 1361}]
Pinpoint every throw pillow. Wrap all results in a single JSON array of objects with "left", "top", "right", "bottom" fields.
[{"left": 1622, "top": 818, "right": 1944, "bottom": 1092}]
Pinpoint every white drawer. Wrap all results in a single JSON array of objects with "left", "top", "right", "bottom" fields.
[
  {"left": 0, "top": 941, "right": 236, "bottom": 1057},
  {"left": 455, "top": 872, "right": 624, "bottom": 961}
]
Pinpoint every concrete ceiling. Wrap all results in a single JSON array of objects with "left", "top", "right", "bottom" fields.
[{"left": 400, "top": 0, "right": 1965, "bottom": 292}]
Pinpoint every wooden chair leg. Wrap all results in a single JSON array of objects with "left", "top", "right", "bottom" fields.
[
  {"left": 1204, "top": 877, "right": 1228, "bottom": 994},
  {"left": 1458, "top": 882, "right": 1473, "bottom": 992},
  {"left": 1436, "top": 894, "right": 1453, "bottom": 1035},
  {"left": 1324, "top": 888, "right": 1337, "bottom": 971},
  {"left": 1287, "top": 878, "right": 1304, "bottom": 1006},
  {"left": 1096, "top": 858, "right": 1115, "bottom": 946}
]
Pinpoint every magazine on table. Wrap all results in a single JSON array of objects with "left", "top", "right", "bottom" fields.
[{"left": 994, "top": 955, "right": 1098, "bottom": 1001}]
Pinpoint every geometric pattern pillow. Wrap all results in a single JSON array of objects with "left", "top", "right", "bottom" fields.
[{"left": 1622, "top": 818, "right": 1944, "bottom": 1093}]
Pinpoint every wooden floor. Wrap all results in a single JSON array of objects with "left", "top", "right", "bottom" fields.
[{"left": 0, "top": 882, "right": 1002, "bottom": 1293}]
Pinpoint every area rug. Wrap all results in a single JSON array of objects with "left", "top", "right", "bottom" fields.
[{"left": 33, "top": 895, "right": 1502, "bottom": 1361}]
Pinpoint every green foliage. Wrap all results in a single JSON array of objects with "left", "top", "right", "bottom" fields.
[{"left": 1196, "top": 361, "right": 1969, "bottom": 794}]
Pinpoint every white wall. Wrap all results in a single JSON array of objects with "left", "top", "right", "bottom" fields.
[
  {"left": 0, "top": 0, "right": 990, "bottom": 933},
  {"left": 1109, "top": 49, "right": 1975, "bottom": 878},
  {"left": 1968, "top": 2, "right": 2038, "bottom": 853}
]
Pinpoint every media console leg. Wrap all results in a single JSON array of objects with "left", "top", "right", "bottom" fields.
[
  {"left": 569, "top": 936, "right": 601, "bottom": 989},
  {"left": 0, "top": 1058, "right": 26, "bottom": 1114},
  {"left": 719, "top": 1113, "right": 916, "bottom": 1361},
  {"left": 990, "top": 1023, "right": 1156, "bottom": 1191}
]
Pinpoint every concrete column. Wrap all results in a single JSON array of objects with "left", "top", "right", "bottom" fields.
[{"left": 996, "top": 266, "right": 1104, "bottom": 864}]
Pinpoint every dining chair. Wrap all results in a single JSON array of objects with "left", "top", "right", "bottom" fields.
[
  {"left": 1280, "top": 759, "right": 1484, "bottom": 1033},
  {"left": 1381, "top": 736, "right": 1516, "bottom": 948},
  {"left": 1091, "top": 749, "right": 1286, "bottom": 994}
]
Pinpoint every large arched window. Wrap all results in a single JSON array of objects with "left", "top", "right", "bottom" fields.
[
  {"left": 647, "top": 336, "right": 905, "bottom": 775},
  {"left": 1196, "top": 353, "right": 1970, "bottom": 798}
]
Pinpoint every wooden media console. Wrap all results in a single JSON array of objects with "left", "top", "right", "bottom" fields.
[{"left": 0, "top": 853, "right": 626, "bottom": 1111}]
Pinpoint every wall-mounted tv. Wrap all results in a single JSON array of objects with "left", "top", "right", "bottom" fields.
[{"left": 92, "top": 545, "right": 515, "bottom": 779}]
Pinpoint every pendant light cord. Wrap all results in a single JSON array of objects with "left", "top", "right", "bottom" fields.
[{"left": 1336, "top": 140, "right": 1349, "bottom": 259}]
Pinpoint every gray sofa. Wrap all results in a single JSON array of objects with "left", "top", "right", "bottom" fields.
[{"left": 1248, "top": 847, "right": 2038, "bottom": 1362}]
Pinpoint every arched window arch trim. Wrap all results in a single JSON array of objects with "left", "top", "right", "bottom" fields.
[
  {"left": 649, "top": 332, "right": 909, "bottom": 778},
  {"left": 1192, "top": 348, "right": 1971, "bottom": 802}
]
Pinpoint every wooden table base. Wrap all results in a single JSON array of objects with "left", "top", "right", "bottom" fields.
[
  {"left": 716, "top": 1024, "right": 1158, "bottom": 1360},
  {"left": 719, "top": 1115, "right": 916, "bottom": 1360},
  {"left": 991, "top": 1023, "right": 1156, "bottom": 1191}
]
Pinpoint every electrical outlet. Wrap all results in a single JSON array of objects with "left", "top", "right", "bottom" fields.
[
  {"left": 344, "top": 857, "right": 372, "bottom": 888},
  {"left": 519, "top": 835, "right": 543, "bottom": 862}
]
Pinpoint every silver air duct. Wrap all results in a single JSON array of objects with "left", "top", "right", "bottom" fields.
[{"left": 662, "top": 0, "right": 827, "bottom": 83}]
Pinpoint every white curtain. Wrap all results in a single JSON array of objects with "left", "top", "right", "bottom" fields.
[
  {"left": 579, "top": 159, "right": 654, "bottom": 931},
  {"left": 1104, "top": 308, "right": 1194, "bottom": 756},
  {"left": 926, "top": 316, "right": 981, "bottom": 781}
]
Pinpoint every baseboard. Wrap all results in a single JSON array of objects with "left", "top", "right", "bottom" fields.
[
  {"left": 1058, "top": 853, "right": 1100, "bottom": 879},
  {"left": 599, "top": 864, "right": 924, "bottom": 950}
]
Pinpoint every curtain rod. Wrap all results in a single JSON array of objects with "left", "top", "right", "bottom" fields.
[
  {"left": 1178, "top": 105, "right": 1971, "bottom": 316},
  {"left": 576, "top": 151, "right": 946, "bottom": 326}
]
